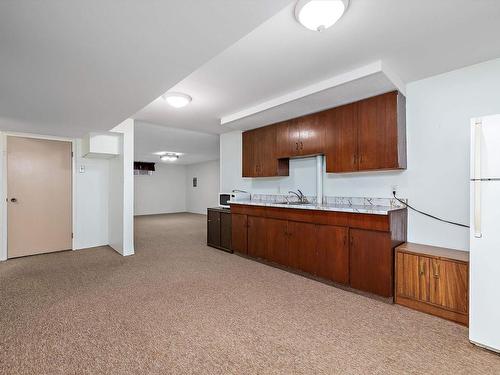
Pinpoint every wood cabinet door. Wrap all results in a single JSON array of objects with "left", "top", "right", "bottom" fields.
[
  {"left": 298, "top": 113, "right": 325, "bottom": 156},
  {"left": 247, "top": 216, "right": 268, "bottom": 259},
  {"left": 288, "top": 119, "right": 301, "bottom": 156},
  {"left": 396, "top": 252, "right": 420, "bottom": 300},
  {"left": 288, "top": 221, "right": 317, "bottom": 273},
  {"left": 259, "top": 126, "right": 277, "bottom": 177},
  {"left": 418, "top": 256, "right": 430, "bottom": 302},
  {"left": 220, "top": 212, "right": 232, "bottom": 250},
  {"left": 207, "top": 210, "right": 220, "bottom": 247},
  {"left": 316, "top": 225, "right": 349, "bottom": 284},
  {"left": 266, "top": 218, "right": 288, "bottom": 265},
  {"left": 325, "top": 103, "right": 358, "bottom": 173},
  {"left": 357, "top": 91, "right": 399, "bottom": 171},
  {"left": 430, "top": 259, "right": 468, "bottom": 313},
  {"left": 231, "top": 213, "right": 247, "bottom": 254},
  {"left": 242, "top": 131, "right": 255, "bottom": 177},
  {"left": 350, "top": 229, "right": 393, "bottom": 297},
  {"left": 276, "top": 121, "right": 291, "bottom": 159}
]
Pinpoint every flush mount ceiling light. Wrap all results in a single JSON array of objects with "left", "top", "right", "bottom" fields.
[
  {"left": 295, "top": 0, "right": 349, "bottom": 32},
  {"left": 160, "top": 153, "right": 180, "bottom": 162},
  {"left": 161, "top": 92, "right": 192, "bottom": 108}
]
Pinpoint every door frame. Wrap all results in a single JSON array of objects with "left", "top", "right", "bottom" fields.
[{"left": 0, "top": 132, "right": 76, "bottom": 261}]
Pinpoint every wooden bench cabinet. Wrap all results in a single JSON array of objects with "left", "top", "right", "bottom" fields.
[{"left": 395, "top": 242, "right": 469, "bottom": 325}]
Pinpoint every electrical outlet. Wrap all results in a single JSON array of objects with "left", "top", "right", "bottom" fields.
[{"left": 391, "top": 185, "right": 399, "bottom": 196}]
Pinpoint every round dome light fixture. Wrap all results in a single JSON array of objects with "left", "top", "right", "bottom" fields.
[
  {"left": 295, "top": 0, "right": 349, "bottom": 32},
  {"left": 162, "top": 92, "right": 192, "bottom": 108},
  {"left": 160, "top": 153, "right": 180, "bottom": 162}
]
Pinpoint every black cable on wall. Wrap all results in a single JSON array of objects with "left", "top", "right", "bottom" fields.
[{"left": 393, "top": 191, "right": 469, "bottom": 229}]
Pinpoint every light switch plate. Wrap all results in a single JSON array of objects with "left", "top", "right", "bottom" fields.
[{"left": 79, "top": 165, "right": 85, "bottom": 173}]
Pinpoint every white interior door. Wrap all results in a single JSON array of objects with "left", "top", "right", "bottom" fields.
[{"left": 7, "top": 136, "right": 72, "bottom": 258}]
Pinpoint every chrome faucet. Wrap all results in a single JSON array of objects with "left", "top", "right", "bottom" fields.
[{"left": 288, "top": 190, "right": 309, "bottom": 203}]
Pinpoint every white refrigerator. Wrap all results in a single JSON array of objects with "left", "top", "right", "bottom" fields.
[{"left": 470, "top": 114, "right": 500, "bottom": 353}]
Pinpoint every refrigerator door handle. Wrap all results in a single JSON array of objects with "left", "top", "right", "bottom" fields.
[
  {"left": 474, "top": 120, "right": 482, "bottom": 238},
  {"left": 474, "top": 181, "right": 482, "bottom": 238}
]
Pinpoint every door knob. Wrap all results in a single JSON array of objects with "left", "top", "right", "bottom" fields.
[{"left": 10, "top": 198, "right": 17, "bottom": 203}]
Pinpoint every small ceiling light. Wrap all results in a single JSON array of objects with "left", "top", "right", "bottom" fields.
[
  {"left": 162, "top": 92, "right": 192, "bottom": 108},
  {"left": 160, "top": 153, "right": 180, "bottom": 162},
  {"left": 295, "top": 0, "right": 349, "bottom": 32}
]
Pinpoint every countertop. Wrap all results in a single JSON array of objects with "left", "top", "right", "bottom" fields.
[
  {"left": 207, "top": 207, "right": 231, "bottom": 213},
  {"left": 228, "top": 200, "right": 405, "bottom": 215}
]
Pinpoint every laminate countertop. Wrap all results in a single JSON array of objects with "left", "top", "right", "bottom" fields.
[{"left": 228, "top": 200, "right": 405, "bottom": 216}]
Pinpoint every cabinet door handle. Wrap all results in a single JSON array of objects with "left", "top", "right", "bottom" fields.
[
  {"left": 300, "top": 142, "right": 303, "bottom": 150},
  {"left": 432, "top": 261, "right": 440, "bottom": 278},
  {"left": 295, "top": 142, "right": 299, "bottom": 151},
  {"left": 419, "top": 261, "right": 425, "bottom": 276}
]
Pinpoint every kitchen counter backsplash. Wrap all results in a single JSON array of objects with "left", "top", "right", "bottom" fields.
[{"left": 249, "top": 194, "right": 406, "bottom": 208}]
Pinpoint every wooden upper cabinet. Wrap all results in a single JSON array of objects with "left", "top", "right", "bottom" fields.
[
  {"left": 275, "top": 115, "right": 325, "bottom": 158},
  {"left": 242, "top": 131, "right": 255, "bottom": 177},
  {"left": 357, "top": 91, "right": 406, "bottom": 171},
  {"left": 297, "top": 114, "right": 325, "bottom": 156},
  {"left": 242, "top": 91, "right": 406, "bottom": 177},
  {"left": 242, "top": 126, "right": 288, "bottom": 177},
  {"left": 276, "top": 121, "right": 292, "bottom": 159},
  {"left": 325, "top": 103, "right": 358, "bottom": 173}
]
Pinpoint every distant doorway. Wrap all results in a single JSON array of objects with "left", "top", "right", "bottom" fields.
[{"left": 7, "top": 136, "right": 72, "bottom": 258}]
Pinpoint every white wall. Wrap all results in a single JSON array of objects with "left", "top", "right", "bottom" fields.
[
  {"left": 186, "top": 160, "right": 220, "bottom": 214},
  {"left": 135, "top": 164, "right": 187, "bottom": 215},
  {"left": 109, "top": 119, "right": 134, "bottom": 256},
  {"left": 74, "top": 139, "right": 109, "bottom": 249},
  {"left": 220, "top": 58, "right": 500, "bottom": 251}
]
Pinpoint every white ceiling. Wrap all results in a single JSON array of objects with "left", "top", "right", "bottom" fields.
[
  {"left": 0, "top": 0, "right": 291, "bottom": 137},
  {"left": 134, "top": 0, "right": 500, "bottom": 134},
  {"left": 135, "top": 121, "right": 219, "bottom": 165}
]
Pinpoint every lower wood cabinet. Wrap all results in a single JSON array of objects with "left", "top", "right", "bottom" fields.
[
  {"left": 231, "top": 204, "right": 406, "bottom": 298},
  {"left": 288, "top": 221, "right": 317, "bottom": 273},
  {"left": 316, "top": 225, "right": 349, "bottom": 285},
  {"left": 350, "top": 229, "right": 393, "bottom": 297},
  {"left": 248, "top": 216, "right": 267, "bottom": 259},
  {"left": 231, "top": 213, "right": 248, "bottom": 254},
  {"left": 395, "top": 242, "right": 469, "bottom": 325},
  {"left": 266, "top": 218, "right": 288, "bottom": 265},
  {"left": 207, "top": 208, "right": 232, "bottom": 253}
]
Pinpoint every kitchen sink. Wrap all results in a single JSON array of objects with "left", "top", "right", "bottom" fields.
[{"left": 275, "top": 201, "right": 312, "bottom": 206}]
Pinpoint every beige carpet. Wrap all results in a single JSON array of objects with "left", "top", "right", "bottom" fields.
[{"left": 1, "top": 213, "right": 499, "bottom": 374}]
